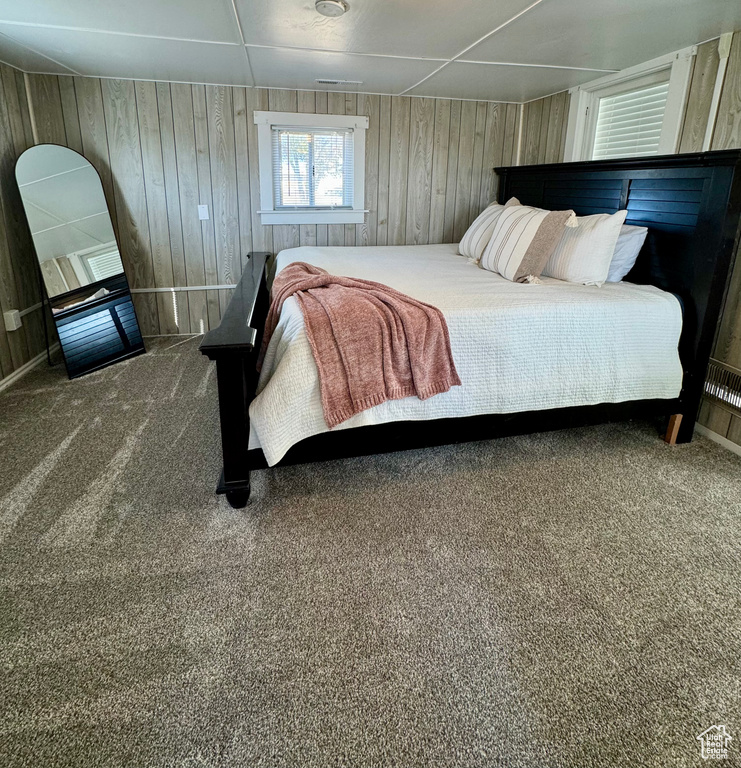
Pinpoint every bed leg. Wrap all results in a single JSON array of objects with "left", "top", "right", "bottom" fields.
[
  {"left": 664, "top": 414, "right": 683, "bottom": 445},
  {"left": 226, "top": 488, "right": 250, "bottom": 509},
  {"left": 213, "top": 354, "right": 253, "bottom": 506}
]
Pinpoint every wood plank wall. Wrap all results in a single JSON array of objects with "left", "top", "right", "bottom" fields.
[
  {"left": 22, "top": 77, "right": 520, "bottom": 338},
  {"left": 678, "top": 33, "right": 741, "bottom": 446},
  {"left": 519, "top": 91, "right": 571, "bottom": 165},
  {"left": 0, "top": 64, "right": 47, "bottom": 385}
]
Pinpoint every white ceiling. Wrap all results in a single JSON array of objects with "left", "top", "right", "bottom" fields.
[{"left": 0, "top": 0, "right": 738, "bottom": 103}]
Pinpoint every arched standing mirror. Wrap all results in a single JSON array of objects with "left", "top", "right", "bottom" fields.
[{"left": 16, "top": 144, "right": 145, "bottom": 378}]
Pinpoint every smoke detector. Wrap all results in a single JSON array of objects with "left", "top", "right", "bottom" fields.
[{"left": 315, "top": 0, "right": 348, "bottom": 17}]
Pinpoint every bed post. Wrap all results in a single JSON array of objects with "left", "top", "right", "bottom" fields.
[{"left": 199, "top": 252, "right": 269, "bottom": 508}]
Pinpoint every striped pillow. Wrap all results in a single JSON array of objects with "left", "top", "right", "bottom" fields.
[
  {"left": 542, "top": 210, "right": 628, "bottom": 286},
  {"left": 458, "top": 197, "right": 521, "bottom": 263},
  {"left": 480, "top": 205, "right": 576, "bottom": 282}
]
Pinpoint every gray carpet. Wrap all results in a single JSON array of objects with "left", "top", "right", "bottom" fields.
[{"left": 1, "top": 337, "right": 740, "bottom": 768}]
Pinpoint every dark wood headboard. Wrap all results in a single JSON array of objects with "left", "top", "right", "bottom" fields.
[{"left": 495, "top": 150, "right": 741, "bottom": 442}]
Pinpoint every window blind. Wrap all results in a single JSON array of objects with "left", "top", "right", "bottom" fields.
[
  {"left": 272, "top": 127, "right": 354, "bottom": 209},
  {"left": 87, "top": 250, "right": 122, "bottom": 281},
  {"left": 592, "top": 81, "right": 670, "bottom": 160}
]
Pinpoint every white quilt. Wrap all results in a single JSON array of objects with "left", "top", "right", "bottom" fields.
[{"left": 249, "top": 244, "right": 683, "bottom": 466}]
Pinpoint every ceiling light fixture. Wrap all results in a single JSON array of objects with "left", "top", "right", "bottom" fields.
[{"left": 315, "top": 0, "right": 349, "bottom": 18}]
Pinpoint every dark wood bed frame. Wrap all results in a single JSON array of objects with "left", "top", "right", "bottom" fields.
[{"left": 201, "top": 150, "right": 741, "bottom": 507}]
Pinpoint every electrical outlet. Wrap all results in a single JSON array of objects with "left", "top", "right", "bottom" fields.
[
  {"left": 198, "top": 204, "right": 209, "bottom": 220},
  {"left": 3, "top": 310, "right": 22, "bottom": 331}
]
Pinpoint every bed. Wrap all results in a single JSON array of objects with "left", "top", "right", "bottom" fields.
[{"left": 201, "top": 150, "right": 741, "bottom": 507}]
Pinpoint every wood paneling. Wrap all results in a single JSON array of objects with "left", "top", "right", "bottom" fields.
[
  {"left": 728, "top": 414, "right": 741, "bottom": 444},
  {"left": 191, "top": 84, "right": 220, "bottom": 330},
  {"left": 678, "top": 40, "right": 720, "bottom": 153},
  {"left": 520, "top": 92, "right": 571, "bottom": 165},
  {"left": 713, "top": 239, "right": 741, "bottom": 371},
  {"left": 712, "top": 32, "right": 741, "bottom": 150},
  {"left": 23, "top": 77, "right": 518, "bottom": 344},
  {"left": 156, "top": 82, "right": 190, "bottom": 333},
  {"left": 0, "top": 64, "right": 46, "bottom": 384},
  {"left": 356, "top": 93, "right": 379, "bottom": 247},
  {"left": 697, "top": 400, "right": 733, "bottom": 437},
  {"left": 100, "top": 78, "right": 158, "bottom": 336},
  {"left": 704, "top": 32, "right": 741, "bottom": 448},
  {"left": 135, "top": 80, "right": 177, "bottom": 334},
  {"left": 170, "top": 82, "right": 209, "bottom": 334},
  {"left": 521, "top": 97, "right": 542, "bottom": 166},
  {"left": 376, "top": 95, "right": 392, "bottom": 247},
  {"left": 452, "top": 100, "right": 477, "bottom": 242},
  {"left": 428, "top": 98, "right": 451, "bottom": 244},
  {"left": 405, "top": 97, "right": 434, "bottom": 244},
  {"left": 387, "top": 96, "right": 410, "bottom": 245},
  {"left": 26, "top": 75, "right": 67, "bottom": 145}
]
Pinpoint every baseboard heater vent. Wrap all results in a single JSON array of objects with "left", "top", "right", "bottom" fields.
[{"left": 705, "top": 359, "right": 741, "bottom": 415}]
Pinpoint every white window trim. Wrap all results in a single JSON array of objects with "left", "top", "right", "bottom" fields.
[
  {"left": 563, "top": 46, "right": 696, "bottom": 162},
  {"left": 254, "top": 111, "right": 369, "bottom": 225}
]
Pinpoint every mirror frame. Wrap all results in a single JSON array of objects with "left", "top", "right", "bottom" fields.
[{"left": 15, "top": 144, "right": 146, "bottom": 378}]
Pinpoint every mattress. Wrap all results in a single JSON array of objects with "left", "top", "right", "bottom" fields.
[{"left": 249, "top": 244, "right": 683, "bottom": 466}]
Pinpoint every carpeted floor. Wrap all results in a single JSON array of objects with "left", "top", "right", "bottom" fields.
[{"left": 1, "top": 336, "right": 740, "bottom": 768}]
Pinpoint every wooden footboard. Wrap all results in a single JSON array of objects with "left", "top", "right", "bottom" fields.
[{"left": 199, "top": 252, "right": 269, "bottom": 508}]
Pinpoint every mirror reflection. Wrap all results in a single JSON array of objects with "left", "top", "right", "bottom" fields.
[{"left": 16, "top": 144, "right": 124, "bottom": 298}]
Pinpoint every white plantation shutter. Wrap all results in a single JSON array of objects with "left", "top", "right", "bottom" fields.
[
  {"left": 87, "top": 250, "right": 122, "bottom": 281},
  {"left": 271, "top": 127, "right": 354, "bottom": 209},
  {"left": 592, "top": 79, "right": 670, "bottom": 160}
]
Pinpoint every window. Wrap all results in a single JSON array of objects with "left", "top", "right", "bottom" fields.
[
  {"left": 591, "top": 75, "right": 670, "bottom": 160},
  {"left": 273, "top": 128, "right": 354, "bottom": 209},
  {"left": 563, "top": 47, "right": 695, "bottom": 162},
  {"left": 255, "top": 111, "right": 368, "bottom": 224}
]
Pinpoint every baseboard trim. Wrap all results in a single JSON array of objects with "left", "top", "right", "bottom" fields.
[
  {"left": 695, "top": 423, "right": 741, "bottom": 457},
  {"left": 142, "top": 333, "right": 204, "bottom": 338},
  {"left": 0, "top": 344, "right": 59, "bottom": 393}
]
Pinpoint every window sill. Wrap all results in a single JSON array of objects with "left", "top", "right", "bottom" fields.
[{"left": 258, "top": 210, "right": 367, "bottom": 225}]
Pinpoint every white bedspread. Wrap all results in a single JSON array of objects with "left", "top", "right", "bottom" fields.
[{"left": 249, "top": 244, "right": 683, "bottom": 466}]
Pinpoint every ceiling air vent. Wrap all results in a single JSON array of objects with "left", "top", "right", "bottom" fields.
[{"left": 314, "top": 79, "right": 363, "bottom": 86}]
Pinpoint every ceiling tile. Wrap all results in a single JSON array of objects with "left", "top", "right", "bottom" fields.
[
  {"left": 247, "top": 46, "right": 441, "bottom": 94},
  {"left": 465, "top": 0, "right": 741, "bottom": 71},
  {"left": 407, "top": 62, "right": 607, "bottom": 103},
  {"left": 0, "top": 32, "right": 76, "bottom": 74},
  {"left": 0, "top": 0, "right": 241, "bottom": 44},
  {"left": 236, "top": 0, "right": 538, "bottom": 59},
  {"left": 0, "top": 25, "right": 254, "bottom": 85}
]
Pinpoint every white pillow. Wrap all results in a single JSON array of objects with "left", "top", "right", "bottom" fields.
[
  {"left": 458, "top": 197, "right": 520, "bottom": 263},
  {"left": 542, "top": 210, "right": 628, "bottom": 286},
  {"left": 606, "top": 225, "right": 648, "bottom": 282}
]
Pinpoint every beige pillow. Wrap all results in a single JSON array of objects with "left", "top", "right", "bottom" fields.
[
  {"left": 458, "top": 197, "right": 521, "bottom": 263},
  {"left": 542, "top": 210, "right": 628, "bottom": 286},
  {"left": 480, "top": 204, "right": 576, "bottom": 283}
]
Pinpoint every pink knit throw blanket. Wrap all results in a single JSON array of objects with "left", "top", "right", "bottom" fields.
[{"left": 259, "top": 262, "right": 461, "bottom": 429}]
